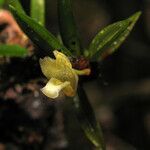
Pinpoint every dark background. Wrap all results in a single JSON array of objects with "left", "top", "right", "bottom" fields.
[{"left": 0, "top": 0, "right": 150, "bottom": 149}]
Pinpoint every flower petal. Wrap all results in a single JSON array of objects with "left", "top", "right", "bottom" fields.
[
  {"left": 39, "top": 50, "right": 78, "bottom": 96},
  {"left": 39, "top": 50, "right": 72, "bottom": 79},
  {"left": 41, "top": 78, "right": 70, "bottom": 99},
  {"left": 39, "top": 57, "right": 55, "bottom": 79},
  {"left": 54, "top": 50, "right": 72, "bottom": 68}
]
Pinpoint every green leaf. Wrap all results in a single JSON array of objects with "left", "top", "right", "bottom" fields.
[
  {"left": 58, "top": 0, "right": 81, "bottom": 55},
  {"left": 8, "top": 0, "right": 26, "bottom": 14},
  {"left": 73, "top": 85, "right": 105, "bottom": 150},
  {"left": 0, "top": 44, "right": 27, "bottom": 57},
  {"left": 87, "top": 11, "right": 141, "bottom": 61},
  {"left": 30, "top": 0, "right": 45, "bottom": 26},
  {"left": 0, "top": 0, "right": 5, "bottom": 8},
  {"left": 9, "top": 5, "right": 72, "bottom": 56}
]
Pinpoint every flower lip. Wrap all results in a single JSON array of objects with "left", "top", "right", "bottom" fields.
[{"left": 41, "top": 78, "right": 70, "bottom": 99}]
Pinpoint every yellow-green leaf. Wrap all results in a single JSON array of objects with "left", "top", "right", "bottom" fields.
[
  {"left": 9, "top": 5, "right": 72, "bottom": 56},
  {"left": 30, "top": 0, "right": 45, "bottom": 26},
  {"left": 87, "top": 11, "right": 141, "bottom": 61},
  {"left": 58, "top": 0, "right": 81, "bottom": 55},
  {"left": 0, "top": 0, "right": 5, "bottom": 8},
  {"left": 8, "top": 0, "right": 26, "bottom": 14},
  {"left": 0, "top": 44, "right": 27, "bottom": 57},
  {"left": 73, "top": 86, "right": 105, "bottom": 149}
]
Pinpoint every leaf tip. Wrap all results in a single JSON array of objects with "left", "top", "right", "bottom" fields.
[{"left": 129, "top": 11, "right": 142, "bottom": 22}]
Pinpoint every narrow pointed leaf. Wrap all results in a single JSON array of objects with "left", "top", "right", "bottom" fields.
[
  {"left": 0, "top": 44, "right": 27, "bottom": 57},
  {"left": 30, "top": 0, "right": 45, "bottom": 26},
  {"left": 87, "top": 11, "right": 141, "bottom": 61},
  {"left": 73, "top": 85, "right": 105, "bottom": 149},
  {"left": 58, "top": 0, "right": 81, "bottom": 55},
  {"left": 9, "top": 6, "right": 72, "bottom": 56},
  {"left": 8, "top": 0, "right": 26, "bottom": 14}
]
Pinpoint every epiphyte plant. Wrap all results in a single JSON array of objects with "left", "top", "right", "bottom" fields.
[{"left": 0, "top": 0, "right": 141, "bottom": 149}]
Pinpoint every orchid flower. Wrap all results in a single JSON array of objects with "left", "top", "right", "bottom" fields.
[{"left": 39, "top": 50, "right": 90, "bottom": 99}]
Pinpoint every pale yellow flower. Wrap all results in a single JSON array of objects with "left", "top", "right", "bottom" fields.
[
  {"left": 39, "top": 50, "right": 91, "bottom": 99},
  {"left": 39, "top": 50, "right": 78, "bottom": 99}
]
